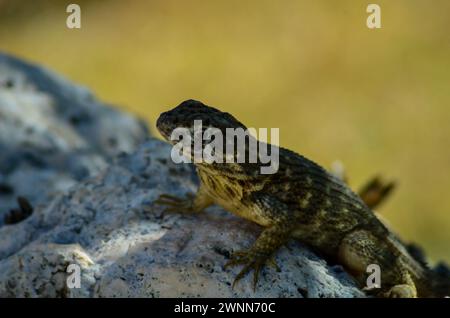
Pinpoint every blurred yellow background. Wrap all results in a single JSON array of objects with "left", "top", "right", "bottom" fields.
[{"left": 1, "top": 0, "right": 449, "bottom": 262}]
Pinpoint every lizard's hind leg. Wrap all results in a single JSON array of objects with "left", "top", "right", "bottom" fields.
[{"left": 338, "top": 230, "right": 417, "bottom": 298}]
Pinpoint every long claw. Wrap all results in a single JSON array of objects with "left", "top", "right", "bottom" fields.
[
  {"left": 155, "top": 193, "right": 191, "bottom": 203},
  {"left": 232, "top": 264, "right": 252, "bottom": 289},
  {"left": 267, "top": 257, "right": 281, "bottom": 272},
  {"left": 154, "top": 193, "right": 196, "bottom": 214},
  {"left": 253, "top": 262, "right": 263, "bottom": 291},
  {"left": 224, "top": 251, "right": 246, "bottom": 269},
  {"left": 225, "top": 249, "right": 277, "bottom": 290}
]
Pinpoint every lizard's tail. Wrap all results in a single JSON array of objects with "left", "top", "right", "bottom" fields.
[
  {"left": 405, "top": 243, "right": 450, "bottom": 298},
  {"left": 385, "top": 235, "right": 449, "bottom": 297},
  {"left": 401, "top": 242, "right": 450, "bottom": 298},
  {"left": 371, "top": 214, "right": 448, "bottom": 297}
]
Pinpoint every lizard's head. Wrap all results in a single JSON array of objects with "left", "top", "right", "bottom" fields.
[
  {"left": 157, "top": 99, "right": 250, "bottom": 165},
  {"left": 157, "top": 99, "right": 246, "bottom": 143},
  {"left": 157, "top": 100, "right": 279, "bottom": 174}
]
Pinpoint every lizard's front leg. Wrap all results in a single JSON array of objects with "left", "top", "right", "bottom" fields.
[
  {"left": 225, "top": 222, "right": 292, "bottom": 290},
  {"left": 154, "top": 182, "right": 214, "bottom": 214}
]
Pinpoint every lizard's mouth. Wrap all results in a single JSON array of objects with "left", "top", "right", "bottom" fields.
[{"left": 157, "top": 128, "right": 170, "bottom": 142}]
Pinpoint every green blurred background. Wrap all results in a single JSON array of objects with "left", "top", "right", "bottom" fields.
[{"left": 0, "top": 0, "right": 449, "bottom": 262}]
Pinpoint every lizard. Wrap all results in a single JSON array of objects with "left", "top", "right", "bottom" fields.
[{"left": 154, "top": 99, "right": 449, "bottom": 298}]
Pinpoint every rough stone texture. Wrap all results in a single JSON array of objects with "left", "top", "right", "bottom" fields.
[
  {"left": 0, "top": 53, "right": 365, "bottom": 298},
  {"left": 0, "top": 139, "right": 364, "bottom": 298},
  {"left": 0, "top": 53, "right": 150, "bottom": 225}
]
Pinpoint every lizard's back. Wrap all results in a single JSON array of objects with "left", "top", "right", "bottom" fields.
[
  {"left": 257, "top": 147, "right": 390, "bottom": 254},
  {"left": 203, "top": 145, "right": 434, "bottom": 296}
]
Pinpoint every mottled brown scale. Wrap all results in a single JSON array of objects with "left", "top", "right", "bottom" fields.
[{"left": 155, "top": 100, "right": 445, "bottom": 297}]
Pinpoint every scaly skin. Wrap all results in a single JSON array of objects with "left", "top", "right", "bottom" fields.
[{"left": 155, "top": 99, "right": 447, "bottom": 297}]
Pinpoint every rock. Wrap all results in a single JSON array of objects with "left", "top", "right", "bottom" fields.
[
  {"left": 0, "top": 53, "right": 364, "bottom": 297},
  {"left": 0, "top": 243, "right": 98, "bottom": 298},
  {"left": 0, "top": 53, "right": 150, "bottom": 225},
  {"left": 0, "top": 138, "right": 364, "bottom": 298}
]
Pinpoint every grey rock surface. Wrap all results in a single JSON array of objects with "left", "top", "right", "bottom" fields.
[
  {"left": 0, "top": 139, "right": 364, "bottom": 298},
  {"left": 0, "top": 53, "right": 149, "bottom": 225},
  {"left": 0, "top": 53, "right": 365, "bottom": 297}
]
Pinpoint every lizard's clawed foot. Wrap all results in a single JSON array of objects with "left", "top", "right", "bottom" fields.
[
  {"left": 154, "top": 193, "right": 197, "bottom": 214},
  {"left": 224, "top": 249, "right": 280, "bottom": 290}
]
